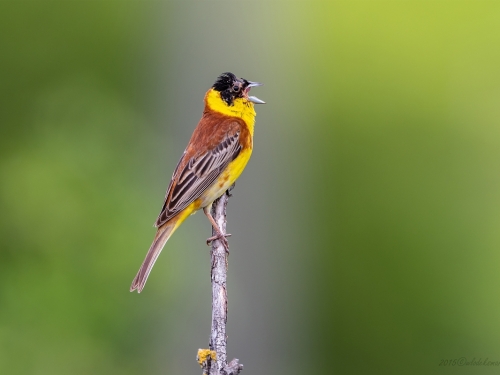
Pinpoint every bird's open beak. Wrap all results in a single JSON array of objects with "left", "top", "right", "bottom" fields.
[{"left": 245, "top": 81, "right": 265, "bottom": 104}]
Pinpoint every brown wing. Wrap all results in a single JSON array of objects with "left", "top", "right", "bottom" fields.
[{"left": 155, "top": 130, "right": 242, "bottom": 227}]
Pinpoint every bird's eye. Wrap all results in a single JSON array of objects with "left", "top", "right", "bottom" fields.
[{"left": 232, "top": 85, "right": 239, "bottom": 92}]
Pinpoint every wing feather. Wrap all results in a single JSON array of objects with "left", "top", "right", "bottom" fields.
[{"left": 155, "top": 131, "right": 241, "bottom": 227}]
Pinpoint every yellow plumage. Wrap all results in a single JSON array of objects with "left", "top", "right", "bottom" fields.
[
  {"left": 198, "top": 89, "right": 256, "bottom": 207},
  {"left": 130, "top": 72, "right": 263, "bottom": 293},
  {"left": 205, "top": 88, "right": 256, "bottom": 136}
]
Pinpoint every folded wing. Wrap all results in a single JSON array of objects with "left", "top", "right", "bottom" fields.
[{"left": 155, "top": 130, "right": 242, "bottom": 227}]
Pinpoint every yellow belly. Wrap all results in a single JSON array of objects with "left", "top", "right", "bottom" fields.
[{"left": 196, "top": 147, "right": 252, "bottom": 209}]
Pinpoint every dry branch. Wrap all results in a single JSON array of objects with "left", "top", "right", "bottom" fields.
[{"left": 197, "top": 191, "right": 243, "bottom": 375}]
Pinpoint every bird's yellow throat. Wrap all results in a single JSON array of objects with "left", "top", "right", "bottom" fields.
[{"left": 205, "top": 88, "right": 256, "bottom": 136}]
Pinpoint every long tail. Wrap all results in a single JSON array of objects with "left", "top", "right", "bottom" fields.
[{"left": 130, "top": 214, "right": 187, "bottom": 293}]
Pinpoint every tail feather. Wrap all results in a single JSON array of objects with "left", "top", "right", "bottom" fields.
[{"left": 130, "top": 220, "right": 178, "bottom": 293}]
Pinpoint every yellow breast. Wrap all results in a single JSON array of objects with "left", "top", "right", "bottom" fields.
[
  {"left": 194, "top": 89, "right": 257, "bottom": 208},
  {"left": 198, "top": 148, "right": 252, "bottom": 208},
  {"left": 205, "top": 89, "right": 256, "bottom": 136}
]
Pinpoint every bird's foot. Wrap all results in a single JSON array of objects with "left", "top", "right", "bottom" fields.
[
  {"left": 206, "top": 233, "right": 231, "bottom": 253},
  {"left": 226, "top": 183, "right": 236, "bottom": 197}
]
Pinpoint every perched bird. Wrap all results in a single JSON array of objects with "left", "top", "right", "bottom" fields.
[{"left": 130, "top": 72, "right": 264, "bottom": 293}]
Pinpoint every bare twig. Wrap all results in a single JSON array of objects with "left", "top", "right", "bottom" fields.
[{"left": 197, "top": 192, "right": 243, "bottom": 375}]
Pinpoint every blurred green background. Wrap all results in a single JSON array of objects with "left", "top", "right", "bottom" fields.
[{"left": 2, "top": 1, "right": 500, "bottom": 374}]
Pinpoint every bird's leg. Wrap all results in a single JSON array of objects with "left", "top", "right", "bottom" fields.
[
  {"left": 226, "top": 182, "right": 235, "bottom": 197},
  {"left": 203, "top": 206, "right": 231, "bottom": 252}
]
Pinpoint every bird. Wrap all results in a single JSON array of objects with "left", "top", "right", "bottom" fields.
[{"left": 130, "top": 72, "right": 265, "bottom": 293}]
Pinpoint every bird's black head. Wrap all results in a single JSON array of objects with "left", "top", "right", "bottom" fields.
[
  {"left": 212, "top": 72, "right": 265, "bottom": 106},
  {"left": 213, "top": 72, "right": 237, "bottom": 92},
  {"left": 213, "top": 72, "right": 244, "bottom": 106}
]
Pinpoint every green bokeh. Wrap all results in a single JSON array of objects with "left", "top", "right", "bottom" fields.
[{"left": 1, "top": 1, "right": 500, "bottom": 374}]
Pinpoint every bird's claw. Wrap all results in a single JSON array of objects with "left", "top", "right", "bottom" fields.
[
  {"left": 226, "top": 183, "right": 236, "bottom": 197},
  {"left": 206, "top": 233, "right": 231, "bottom": 252}
]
